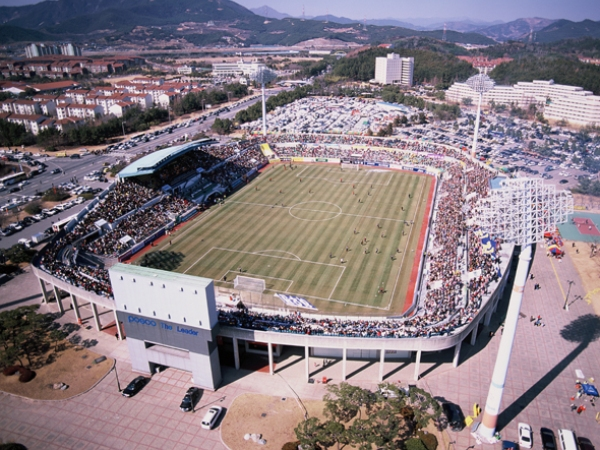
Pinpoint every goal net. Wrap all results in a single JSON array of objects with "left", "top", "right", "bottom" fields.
[
  {"left": 234, "top": 276, "right": 266, "bottom": 293},
  {"left": 340, "top": 163, "right": 359, "bottom": 170}
]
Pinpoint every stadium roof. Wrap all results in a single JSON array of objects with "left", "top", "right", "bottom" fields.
[{"left": 118, "top": 138, "right": 214, "bottom": 179}]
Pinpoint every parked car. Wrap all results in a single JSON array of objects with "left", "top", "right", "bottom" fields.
[
  {"left": 179, "top": 387, "right": 201, "bottom": 412},
  {"left": 121, "top": 376, "right": 148, "bottom": 397},
  {"left": 441, "top": 402, "right": 465, "bottom": 432},
  {"left": 50, "top": 168, "right": 61, "bottom": 174},
  {"left": 578, "top": 437, "right": 596, "bottom": 450},
  {"left": 201, "top": 406, "right": 222, "bottom": 430},
  {"left": 540, "top": 427, "right": 557, "bottom": 450},
  {"left": 518, "top": 423, "right": 533, "bottom": 449}
]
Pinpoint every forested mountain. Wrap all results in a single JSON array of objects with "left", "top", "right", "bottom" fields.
[
  {"left": 534, "top": 20, "right": 600, "bottom": 43},
  {"left": 475, "top": 18, "right": 555, "bottom": 42},
  {"left": 331, "top": 47, "right": 475, "bottom": 88},
  {"left": 489, "top": 55, "right": 600, "bottom": 95},
  {"left": 0, "top": 0, "right": 258, "bottom": 33}
]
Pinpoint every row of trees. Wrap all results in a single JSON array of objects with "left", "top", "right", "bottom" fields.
[
  {"left": 172, "top": 83, "right": 248, "bottom": 116},
  {"left": 0, "top": 305, "right": 68, "bottom": 370},
  {"left": 381, "top": 86, "right": 461, "bottom": 121},
  {"left": 235, "top": 85, "right": 312, "bottom": 124},
  {"left": 294, "top": 382, "right": 442, "bottom": 450}
]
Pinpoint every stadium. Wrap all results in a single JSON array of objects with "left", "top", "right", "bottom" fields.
[{"left": 30, "top": 128, "right": 519, "bottom": 390}]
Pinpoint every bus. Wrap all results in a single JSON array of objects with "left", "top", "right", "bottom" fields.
[
  {"left": 0, "top": 172, "right": 28, "bottom": 187},
  {"left": 52, "top": 214, "right": 77, "bottom": 233}
]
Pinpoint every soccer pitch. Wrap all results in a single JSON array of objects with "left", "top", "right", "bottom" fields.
[{"left": 141, "top": 164, "right": 434, "bottom": 317}]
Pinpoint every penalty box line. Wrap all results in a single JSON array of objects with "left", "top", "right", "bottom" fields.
[{"left": 183, "top": 247, "right": 345, "bottom": 298}]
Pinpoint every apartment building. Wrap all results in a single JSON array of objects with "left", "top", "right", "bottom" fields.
[
  {"left": 446, "top": 79, "right": 600, "bottom": 126},
  {"left": 373, "top": 53, "right": 414, "bottom": 86}
]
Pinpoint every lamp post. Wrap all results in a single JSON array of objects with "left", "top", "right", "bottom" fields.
[
  {"left": 251, "top": 68, "right": 276, "bottom": 137},
  {"left": 113, "top": 361, "right": 122, "bottom": 392},
  {"left": 466, "top": 73, "right": 495, "bottom": 159},
  {"left": 563, "top": 280, "right": 574, "bottom": 310},
  {"left": 473, "top": 178, "right": 572, "bottom": 441}
]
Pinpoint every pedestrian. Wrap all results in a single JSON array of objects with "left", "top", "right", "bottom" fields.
[
  {"left": 223, "top": 275, "right": 227, "bottom": 282},
  {"left": 239, "top": 267, "right": 242, "bottom": 273},
  {"left": 346, "top": 246, "right": 349, "bottom": 252},
  {"left": 169, "top": 240, "right": 172, "bottom": 245},
  {"left": 115, "top": 332, "right": 119, "bottom": 340},
  {"left": 340, "top": 258, "right": 344, "bottom": 264},
  {"left": 340, "top": 178, "right": 343, "bottom": 182},
  {"left": 530, "top": 273, "right": 534, "bottom": 280}
]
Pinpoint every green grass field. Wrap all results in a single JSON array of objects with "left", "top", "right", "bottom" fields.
[{"left": 139, "top": 164, "right": 433, "bottom": 316}]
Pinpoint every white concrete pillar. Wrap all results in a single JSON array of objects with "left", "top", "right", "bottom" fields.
[
  {"left": 39, "top": 278, "right": 48, "bottom": 303},
  {"left": 414, "top": 350, "right": 422, "bottom": 381},
  {"left": 453, "top": 341, "right": 462, "bottom": 368},
  {"left": 379, "top": 349, "right": 385, "bottom": 382},
  {"left": 484, "top": 308, "right": 493, "bottom": 326},
  {"left": 90, "top": 303, "right": 101, "bottom": 331},
  {"left": 305, "top": 345, "right": 310, "bottom": 381},
  {"left": 268, "top": 342, "right": 274, "bottom": 376},
  {"left": 479, "top": 244, "right": 533, "bottom": 440},
  {"left": 70, "top": 293, "right": 81, "bottom": 323},
  {"left": 53, "top": 285, "right": 64, "bottom": 314},
  {"left": 342, "top": 347, "right": 347, "bottom": 381},
  {"left": 112, "top": 308, "right": 122, "bottom": 339},
  {"left": 470, "top": 320, "right": 479, "bottom": 346},
  {"left": 233, "top": 337, "right": 240, "bottom": 370}
]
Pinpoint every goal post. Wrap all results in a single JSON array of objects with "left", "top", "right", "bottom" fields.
[
  {"left": 340, "top": 163, "right": 359, "bottom": 171},
  {"left": 234, "top": 275, "right": 266, "bottom": 293}
]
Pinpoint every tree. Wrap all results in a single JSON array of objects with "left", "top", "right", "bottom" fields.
[
  {"left": 324, "top": 382, "right": 376, "bottom": 422},
  {"left": 295, "top": 417, "right": 323, "bottom": 450},
  {"left": 0, "top": 305, "right": 53, "bottom": 369},
  {"left": 211, "top": 118, "right": 234, "bottom": 135},
  {"left": 462, "top": 97, "right": 473, "bottom": 106}
]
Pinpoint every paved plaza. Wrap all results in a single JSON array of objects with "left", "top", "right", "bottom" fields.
[{"left": 0, "top": 242, "right": 599, "bottom": 449}]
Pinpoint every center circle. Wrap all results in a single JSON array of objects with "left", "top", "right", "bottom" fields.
[{"left": 289, "top": 201, "right": 342, "bottom": 222}]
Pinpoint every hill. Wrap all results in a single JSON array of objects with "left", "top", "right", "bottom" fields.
[
  {"left": 0, "top": 0, "right": 258, "bottom": 33},
  {"left": 475, "top": 17, "right": 555, "bottom": 42},
  {"left": 0, "top": 25, "right": 50, "bottom": 43},
  {"left": 250, "top": 5, "right": 289, "bottom": 20},
  {"left": 534, "top": 19, "right": 600, "bottom": 43}
]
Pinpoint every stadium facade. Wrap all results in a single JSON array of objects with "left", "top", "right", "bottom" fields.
[{"left": 30, "top": 135, "right": 517, "bottom": 389}]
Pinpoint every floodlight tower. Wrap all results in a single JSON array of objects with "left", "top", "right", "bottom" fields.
[
  {"left": 473, "top": 178, "right": 572, "bottom": 441},
  {"left": 252, "top": 68, "right": 276, "bottom": 137},
  {"left": 466, "top": 73, "right": 495, "bottom": 159}
]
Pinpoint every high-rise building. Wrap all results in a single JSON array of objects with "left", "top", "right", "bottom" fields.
[{"left": 373, "top": 53, "right": 414, "bottom": 86}]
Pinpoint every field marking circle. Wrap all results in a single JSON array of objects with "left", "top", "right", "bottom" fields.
[{"left": 289, "top": 201, "right": 342, "bottom": 222}]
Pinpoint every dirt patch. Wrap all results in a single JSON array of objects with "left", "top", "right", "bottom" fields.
[
  {"left": 221, "top": 393, "right": 450, "bottom": 450},
  {"left": 0, "top": 346, "right": 113, "bottom": 400},
  {"left": 566, "top": 240, "right": 600, "bottom": 316},
  {"left": 221, "top": 393, "right": 326, "bottom": 450}
]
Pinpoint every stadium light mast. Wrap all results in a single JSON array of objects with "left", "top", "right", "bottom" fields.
[
  {"left": 466, "top": 73, "right": 495, "bottom": 159},
  {"left": 252, "top": 68, "right": 277, "bottom": 137},
  {"left": 473, "top": 178, "right": 572, "bottom": 442}
]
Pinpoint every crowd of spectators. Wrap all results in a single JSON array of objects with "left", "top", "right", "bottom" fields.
[{"left": 82, "top": 196, "right": 190, "bottom": 257}]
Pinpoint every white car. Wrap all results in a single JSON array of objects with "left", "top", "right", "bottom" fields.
[
  {"left": 201, "top": 406, "right": 222, "bottom": 430},
  {"left": 518, "top": 422, "right": 533, "bottom": 449}
]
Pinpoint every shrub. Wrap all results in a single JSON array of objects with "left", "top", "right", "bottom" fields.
[
  {"left": 404, "top": 438, "right": 428, "bottom": 450},
  {"left": 282, "top": 441, "right": 300, "bottom": 450},
  {"left": 2, "top": 365, "right": 22, "bottom": 376},
  {"left": 417, "top": 431, "right": 438, "bottom": 450},
  {"left": 24, "top": 201, "right": 42, "bottom": 215},
  {"left": 18, "top": 369, "right": 35, "bottom": 383},
  {"left": 42, "top": 188, "right": 70, "bottom": 202}
]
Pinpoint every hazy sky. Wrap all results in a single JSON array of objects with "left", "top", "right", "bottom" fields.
[{"left": 1, "top": 0, "right": 599, "bottom": 23}]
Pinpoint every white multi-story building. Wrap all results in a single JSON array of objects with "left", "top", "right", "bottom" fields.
[
  {"left": 373, "top": 53, "right": 414, "bottom": 86},
  {"left": 446, "top": 79, "right": 600, "bottom": 126},
  {"left": 212, "top": 60, "right": 267, "bottom": 78}
]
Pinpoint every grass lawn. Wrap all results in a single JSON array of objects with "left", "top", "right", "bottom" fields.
[{"left": 139, "top": 164, "right": 433, "bottom": 316}]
